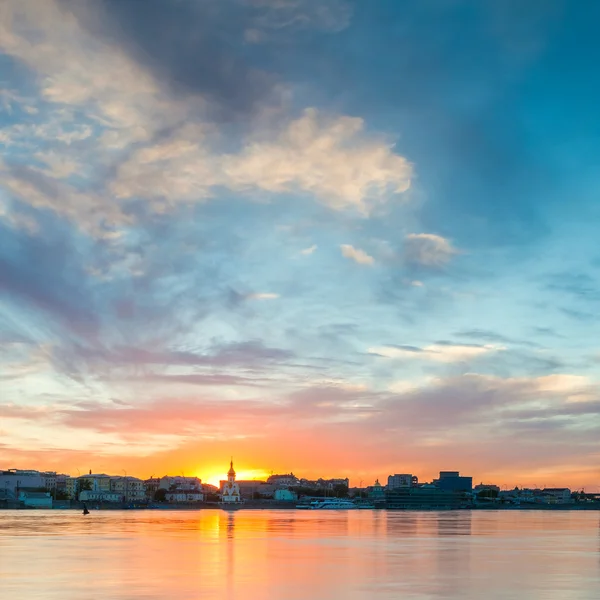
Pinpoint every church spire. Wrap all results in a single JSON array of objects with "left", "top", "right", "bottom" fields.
[{"left": 228, "top": 458, "right": 236, "bottom": 478}]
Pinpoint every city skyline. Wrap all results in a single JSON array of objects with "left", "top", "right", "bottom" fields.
[{"left": 1, "top": 1, "right": 599, "bottom": 490}]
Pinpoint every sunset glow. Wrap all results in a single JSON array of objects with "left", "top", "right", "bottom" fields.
[{"left": 1, "top": 0, "right": 599, "bottom": 491}]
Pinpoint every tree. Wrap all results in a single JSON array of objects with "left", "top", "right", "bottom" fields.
[
  {"left": 154, "top": 489, "right": 167, "bottom": 502},
  {"left": 76, "top": 479, "right": 92, "bottom": 497},
  {"left": 333, "top": 484, "right": 349, "bottom": 498}
]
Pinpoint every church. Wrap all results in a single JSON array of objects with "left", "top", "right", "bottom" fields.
[{"left": 220, "top": 460, "right": 241, "bottom": 503}]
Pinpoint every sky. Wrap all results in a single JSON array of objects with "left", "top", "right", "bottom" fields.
[{"left": 1, "top": 0, "right": 599, "bottom": 490}]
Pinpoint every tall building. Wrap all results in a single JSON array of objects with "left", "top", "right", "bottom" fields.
[
  {"left": 433, "top": 471, "right": 472, "bottom": 492},
  {"left": 387, "top": 474, "right": 414, "bottom": 489}
]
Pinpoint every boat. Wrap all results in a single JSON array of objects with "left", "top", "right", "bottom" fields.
[{"left": 296, "top": 498, "right": 357, "bottom": 510}]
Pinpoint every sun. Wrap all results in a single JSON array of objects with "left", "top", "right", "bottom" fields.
[{"left": 198, "top": 467, "right": 271, "bottom": 487}]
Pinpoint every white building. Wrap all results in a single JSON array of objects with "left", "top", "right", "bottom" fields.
[
  {"left": 110, "top": 477, "right": 145, "bottom": 501},
  {"left": 165, "top": 491, "right": 204, "bottom": 503},
  {"left": 158, "top": 476, "right": 202, "bottom": 491},
  {"left": 1, "top": 469, "right": 44, "bottom": 492},
  {"left": 221, "top": 461, "right": 241, "bottom": 503},
  {"left": 41, "top": 472, "right": 57, "bottom": 490},
  {"left": 79, "top": 490, "right": 122, "bottom": 503},
  {"left": 542, "top": 488, "right": 572, "bottom": 503}
]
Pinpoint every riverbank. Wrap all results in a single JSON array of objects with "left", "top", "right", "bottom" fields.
[{"left": 2, "top": 501, "right": 600, "bottom": 511}]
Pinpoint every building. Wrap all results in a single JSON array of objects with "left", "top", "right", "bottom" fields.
[
  {"left": 158, "top": 476, "right": 202, "bottom": 491},
  {"left": 542, "top": 488, "right": 572, "bottom": 504},
  {"left": 55, "top": 474, "right": 70, "bottom": 494},
  {"left": 18, "top": 491, "right": 53, "bottom": 508},
  {"left": 144, "top": 477, "right": 161, "bottom": 498},
  {"left": 298, "top": 477, "right": 350, "bottom": 491},
  {"left": 274, "top": 489, "right": 297, "bottom": 502},
  {"left": 165, "top": 490, "right": 204, "bottom": 503},
  {"left": 267, "top": 473, "right": 299, "bottom": 488},
  {"left": 1, "top": 469, "right": 45, "bottom": 493},
  {"left": 221, "top": 461, "right": 242, "bottom": 503},
  {"left": 368, "top": 479, "right": 386, "bottom": 502},
  {"left": 41, "top": 472, "right": 57, "bottom": 490},
  {"left": 65, "top": 477, "right": 77, "bottom": 499},
  {"left": 79, "top": 490, "right": 121, "bottom": 503},
  {"left": 110, "top": 477, "right": 145, "bottom": 502},
  {"left": 386, "top": 485, "right": 469, "bottom": 509},
  {"left": 434, "top": 471, "right": 472, "bottom": 492},
  {"left": 474, "top": 483, "right": 500, "bottom": 494},
  {"left": 387, "top": 474, "right": 415, "bottom": 489},
  {"left": 155, "top": 476, "right": 204, "bottom": 503}
]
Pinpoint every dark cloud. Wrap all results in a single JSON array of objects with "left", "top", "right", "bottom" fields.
[
  {"left": 60, "top": 0, "right": 277, "bottom": 120},
  {"left": 545, "top": 271, "right": 600, "bottom": 302}
]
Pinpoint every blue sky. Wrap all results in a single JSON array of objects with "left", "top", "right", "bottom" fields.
[{"left": 1, "top": 0, "right": 599, "bottom": 487}]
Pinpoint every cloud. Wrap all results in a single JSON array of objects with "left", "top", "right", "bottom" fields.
[
  {"left": 340, "top": 244, "right": 374, "bottom": 265},
  {"left": 404, "top": 233, "right": 458, "bottom": 267},
  {"left": 242, "top": 0, "right": 353, "bottom": 37},
  {"left": 246, "top": 292, "right": 280, "bottom": 300},
  {"left": 300, "top": 244, "right": 317, "bottom": 255},
  {"left": 1, "top": 1, "right": 411, "bottom": 233},
  {"left": 223, "top": 109, "right": 412, "bottom": 213},
  {"left": 455, "top": 328, "right": 542, "bottom": 348},
  {"left": 368, "top": 342, "right": 502, "bottom": 363}
]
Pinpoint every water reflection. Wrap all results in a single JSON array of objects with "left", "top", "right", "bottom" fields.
[{"left": 0, "top": 510, "right": 598, "bottom": 599}]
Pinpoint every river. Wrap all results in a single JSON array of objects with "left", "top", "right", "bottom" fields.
[{"left": 1, "top": 509, "right": 598, "bottom": 599}]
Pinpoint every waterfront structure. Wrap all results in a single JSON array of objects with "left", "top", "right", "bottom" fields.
[
  {"left": 165, "top": 490, "right": 204, "bottom": 502},
  {"left": 274, "top": 489, "right": 298, "bottom": 501},
  {"left": 18, "top": 490, "right": 53, "bottom": 508},
  {"left": 542, "top": 488, "right": 572, "bottom": 503},
  {"left": 385, "top": 484, "right": 468, "bottom": 509},
  {"left": 296, "top": 497, "right": 357, "bottom": 509},
  {"left": 79, "top": 490, "right": 121, "bottom": 503},
  {"left": 220, "top": 460, "right": 242, "bottom": 503},
  {"left": 434, "top": 471, "right": 473, "bottom": 492}
]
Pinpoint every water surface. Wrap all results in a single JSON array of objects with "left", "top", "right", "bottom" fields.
[{"left": 1, "top": 509, "right": 598, "bottom": 599}]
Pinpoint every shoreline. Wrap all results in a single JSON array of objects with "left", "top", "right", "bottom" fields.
[{"left": 2, "top": 503, "right": 600, "bottom": 512}]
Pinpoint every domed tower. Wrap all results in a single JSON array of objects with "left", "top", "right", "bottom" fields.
[{"left": 228, "top": 460, "right": 236, "bottom": 483}]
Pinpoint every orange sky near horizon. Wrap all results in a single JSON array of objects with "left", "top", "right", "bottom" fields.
[{"left": 2, "top": 440, "right": 599, "bottom": 491}]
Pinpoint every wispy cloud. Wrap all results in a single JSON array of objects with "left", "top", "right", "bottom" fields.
[
  {"left": 300, "top": 244, "right": 318, "bottom": 255},
  {"left": 246, "top": 292, "right": 280, "bottom": 300},
  {"left": 404, "top": 233, "right": 458, "bottom": 267},
  {"left": 340, "top": 244, "right": 374, "bottom": 265},
  {"left": 368, "top": 342, "right": 502, "bottom": 363}
]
